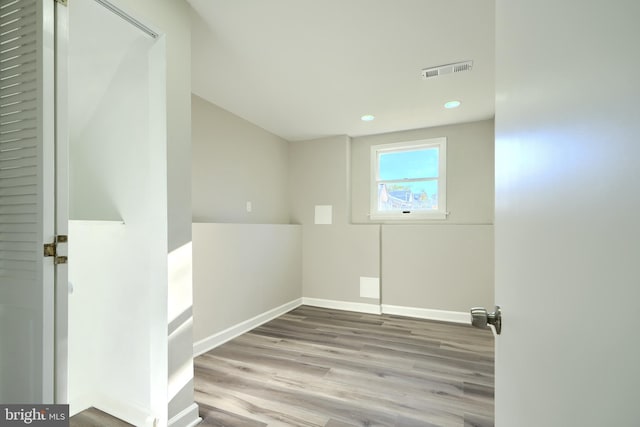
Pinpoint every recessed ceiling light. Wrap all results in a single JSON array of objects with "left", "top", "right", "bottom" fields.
[
  {"left": 361, "top": 114, "right": 375, "bottom": 121},
  {"left": 444, "top": 100, "right": 461, "bottom": 109}
]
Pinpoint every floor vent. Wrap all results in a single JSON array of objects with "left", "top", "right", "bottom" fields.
[{"left": 421, "top": 60, "right": 473, "bottom": 79}]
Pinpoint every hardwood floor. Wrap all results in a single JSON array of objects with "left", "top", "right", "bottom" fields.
[
  {"left": 195, "top": 305, "right": 494, "bottom": 427},
  {"left": 69, "top": 407, "right": 133, "bottom": 427}
]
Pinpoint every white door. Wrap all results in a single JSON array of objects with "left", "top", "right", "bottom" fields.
[
  {"left": 495, "top": 1, "right": 640, "bottom": 425},
  {"left": 0, "top": 0, "right": 60, "bottom": 403}
]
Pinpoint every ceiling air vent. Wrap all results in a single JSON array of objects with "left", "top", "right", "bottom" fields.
[{"left": 421, "top": 60, "right": 473, "bottom": 80}]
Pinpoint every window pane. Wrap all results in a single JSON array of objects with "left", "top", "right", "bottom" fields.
[
  {"left": 378, "top": 147, "right": 439, "bottom": 180},
  {"left": 377, "top": 181, "right": 439, "bottom": 211}
]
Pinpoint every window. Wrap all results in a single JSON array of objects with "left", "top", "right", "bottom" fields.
[{"left": 370, "top": 138, "right": 447, "bottom": 220}]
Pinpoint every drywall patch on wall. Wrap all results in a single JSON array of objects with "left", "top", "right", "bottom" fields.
[
  {"left": 360, "top": 277, "right": 380, "bottom": 299},
  {"left": 314, "top": 205, "right": 333, "bottom": 224}
]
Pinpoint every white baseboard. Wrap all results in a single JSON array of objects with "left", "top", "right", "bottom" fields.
[
  {"left": 302, "top": 297, "right": 382, "bottom": 315},
  {"left": 169, "top": 402, "right": 201, "bottom": 427},
  {"left": 381, "top": 304, "right": 470, "bottom": 324},
  {"left": 193, "top": 298, "right": 303, "bottom": 356},
  {"left": 72, "top": 391, "right": 200, "bottom": 426},
  {"left": 193, "top": 298, "right": 470, "bottom": 358},
  {"left": 92, "top": 393, "right": 155, "bottom": 427},
  {"left": 301, "top": 299, "right": 467, "bottom": 324},
  {"left": 69, "top": 394, "right": 92, "bottom": 417}
]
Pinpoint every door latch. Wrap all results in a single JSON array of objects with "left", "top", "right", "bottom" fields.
[{"left": 470, "top": 305, "right": 501, "bottom": 334}]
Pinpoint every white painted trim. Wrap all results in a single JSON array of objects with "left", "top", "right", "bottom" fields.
[
  {"left": 70, "top": 393, "right": 156, "bottom": 426},
  {"left": 168, "top": 402, "right": 201, "bottom": 427},
  {"left": 193, "top": 298, "right": 303, "bottom": 356},
  {"left": 92, "top": 393, "right": 155, "bottom": 427},
  {"left": 42, "top": 0, "right": 57, "bottom": 403},
  {"left": 193, "top": 299, "right": 471, "bottom": 361},
  {"left": 381, "top": 304, "right": 470, "bottom": 324},
  {"left": 302, "top": 298, "right": 382, "bottom": 315},
  {"left": 54, "top": 0, "right": 70, "bottom": 404},
  {"left": 69, "top": 394, "right": 93, "bottom": 417},
  {"left": 370, "top": 137, "right": 448, "bottom": 221}
]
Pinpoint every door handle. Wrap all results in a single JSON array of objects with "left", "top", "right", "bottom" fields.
[{"left": 470, "top": 305, "right": 501, "bottom": 334}]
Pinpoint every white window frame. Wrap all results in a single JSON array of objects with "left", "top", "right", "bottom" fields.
[{"left": 370, "top": 137, "right": 447, "bottom": 221}]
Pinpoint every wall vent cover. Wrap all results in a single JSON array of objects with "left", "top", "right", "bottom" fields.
[{"left": 421, "top": 60, "right": 473, "bottom": 79}]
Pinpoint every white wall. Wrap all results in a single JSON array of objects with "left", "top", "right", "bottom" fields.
[
  {"left": 192, "top": 223, "right": 302, "bottom": 352},
  {"left": 289, "top": 136, "right": 382, "bottom": 309},
  {"left": 192, "top": 95, "right": 290, "bottom": 224},
  {"left": 110, "top": 0, "right": 192, "bottom": 253},
  {"left": 350, "top": 120, "right": 495, "bottom": 315},
  {"left": 495, "top": 0, "right": 640, "bottom": 425},
  {"left": 69, "top": 221, "right": 154, "bottom": 423},
  {"left": 381, "top": 225, "right": 494, "bottom": 313},
  {"left": 190, "top": 96, "right": 300, "bottom": 356},
  {"left": 287, "top": 123, "right": 494, "bottom": 315},
  {"left": 69, "top": 4, "right": 154, "bottom": 222},
  {"left": 68, "top": 1, "right": 196, "bottom": 426},
  {"left": 105, "top": 1, "right": 197, "bottom": 425},
  {"left": 289, "top": 136, "right": 351, "bottom": 226},
  {"left": 302, "top": 224, "right": 380, "bottom": 305},
  {"left": 68, "top": 2, "right": 166, "bottom": 424}
]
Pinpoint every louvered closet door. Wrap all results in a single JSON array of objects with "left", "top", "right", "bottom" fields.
[{"left": 0, "top": 0, "right": 55, "bottom": 403}]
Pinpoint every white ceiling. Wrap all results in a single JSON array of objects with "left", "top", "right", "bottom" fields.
[{"left": 187, "top": 0, "right": 495, "bottom": 142}]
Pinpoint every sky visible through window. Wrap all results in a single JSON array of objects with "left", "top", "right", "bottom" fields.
[
  {"left": 379, "top": 147, "right": 439, "bottom": 180},
  {"left": 377, "top": 146, "right": 440, "bottom": 211}
]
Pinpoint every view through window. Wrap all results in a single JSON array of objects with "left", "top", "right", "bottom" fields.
[{"left": 370, "top": 138, "right": 447, "bottom": 220}]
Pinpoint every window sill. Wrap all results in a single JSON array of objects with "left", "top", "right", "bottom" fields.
[{"left": 369, "top": 211, "right": 448, "bottom": 221}]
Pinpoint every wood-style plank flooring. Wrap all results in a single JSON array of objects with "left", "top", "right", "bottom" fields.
[
  {"left": 69, "top": 407, "right": 133, "bottom": 427},
  {"left": 195, "top": 305, "right": 494, "bottom": 427}
]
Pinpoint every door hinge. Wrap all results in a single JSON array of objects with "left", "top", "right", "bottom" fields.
[
  {"left": 56, "top": 0, "right": 68, "bottom": 6},
  {"left": 44, "top": 235, "right": 68, "bottom": 264},
  {"left": 44, "top": 243, "right": 56, "bottom": 257}
]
